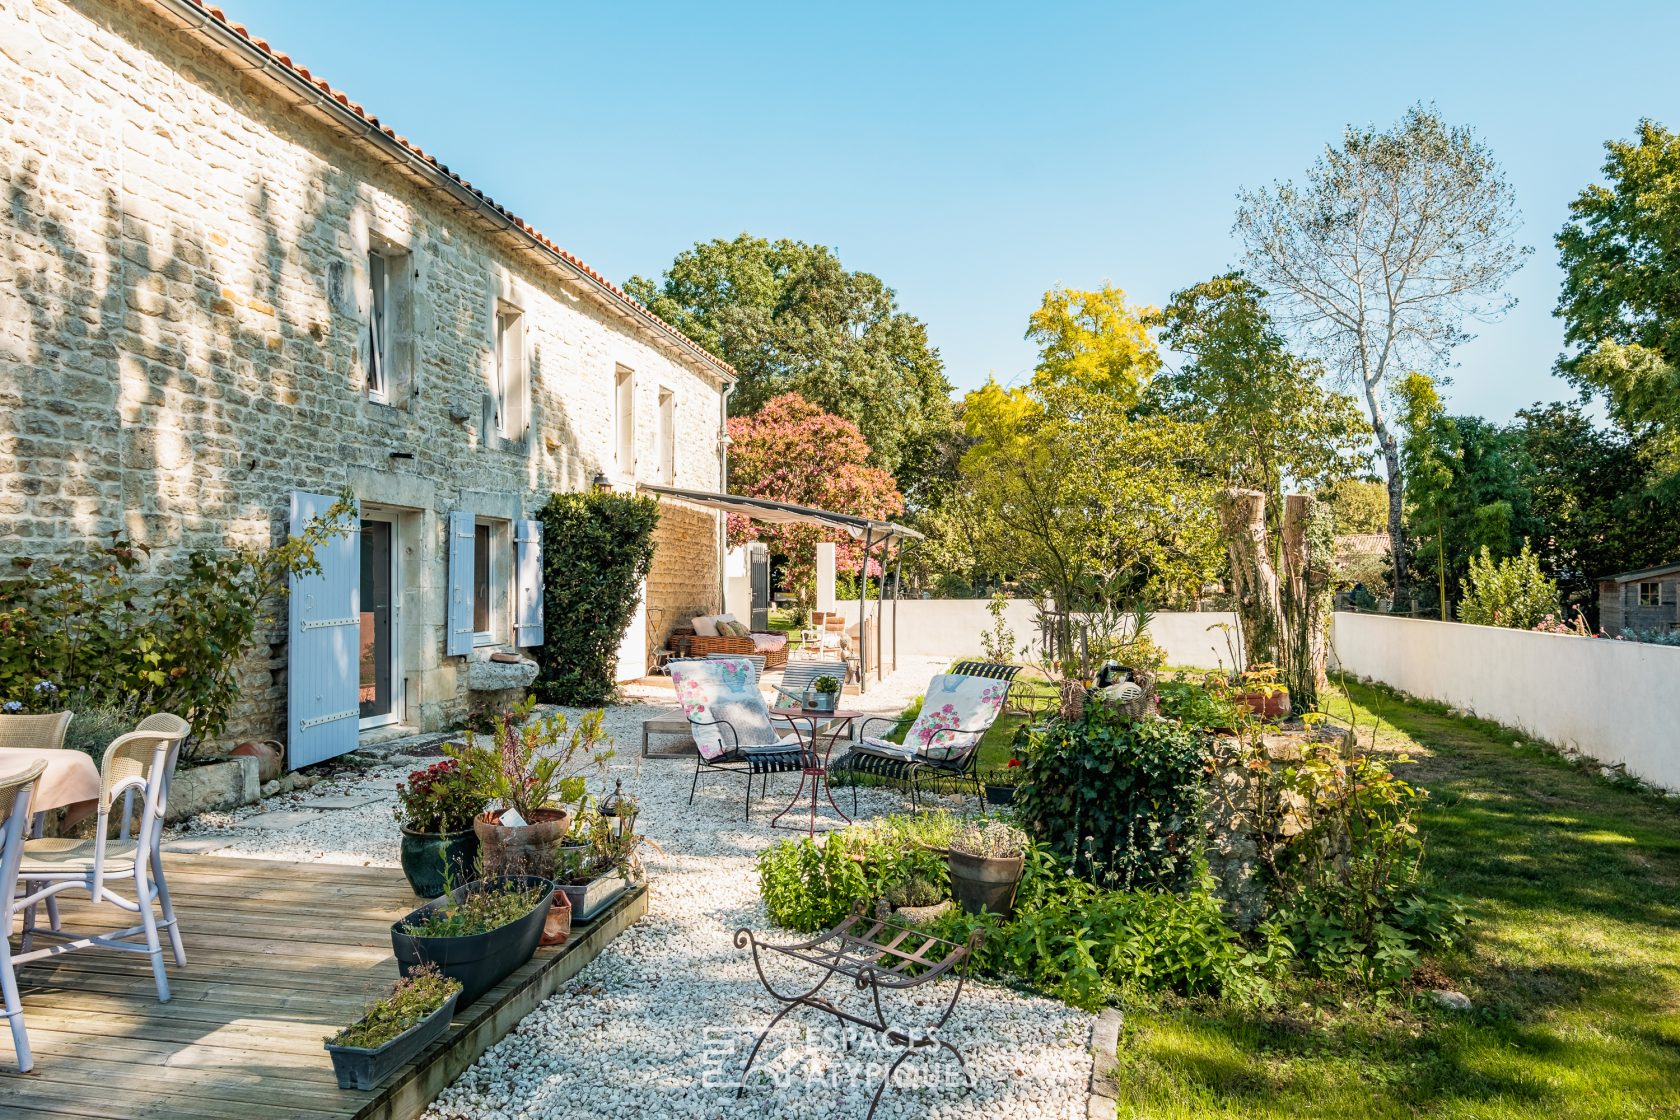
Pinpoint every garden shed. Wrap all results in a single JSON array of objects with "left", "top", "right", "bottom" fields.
[{"left": 1597, "top": 561, "right": 1680, "bottom": 635}]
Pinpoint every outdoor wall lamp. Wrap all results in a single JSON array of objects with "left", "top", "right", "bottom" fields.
[{"left": 592, "top": 471, "right": 612, "bottom": 492}]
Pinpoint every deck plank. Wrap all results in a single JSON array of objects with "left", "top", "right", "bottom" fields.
[{"left": 0, "top": 854, "right": 647, "bottom": 1120}]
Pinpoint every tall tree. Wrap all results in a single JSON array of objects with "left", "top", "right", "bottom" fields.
[
  {"left": 1026, "top": 284, "right": 1162, "bottom": 405},
  {"left": 624, "top": 234, "right": 955, "bottom": 486},
  {"left": 724, "top": 393, "right": 903, "bottom": 604},
  {"left": 1555, "top": 121, "right": 1680, "bottom": 440},
  {"left": 1151, "top": 272, "right": 1369, "bottom": 511},
  {"left": 1236, "top": 105, "right": 1530, "bottom": 597}
]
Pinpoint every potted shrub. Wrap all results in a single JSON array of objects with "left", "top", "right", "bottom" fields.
[
  {"left": 456, "top": 697, "right": 612, "bottom": 879},
  {"left": 390, "top": 873, "right": 553, "bottom": 1006},
  {"left": 807, "top": 675, "right": 842, "bottom": 713},
  {"left": 946, "top": 820, "right": 1028, "bottom": 917},
  {"left": 393, "top": 759, "right": 490, "bottom": 898},
  {"left": 323, "top": 963, "right": 461, "bottom": 1090}
]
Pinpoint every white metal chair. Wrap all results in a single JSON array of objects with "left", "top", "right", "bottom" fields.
[
  {"left": 0, "top": 759, "right": 47, "bottom": 1072},
  {"left": 12, "top": 716, "right": 190, "bottom": 1002}
]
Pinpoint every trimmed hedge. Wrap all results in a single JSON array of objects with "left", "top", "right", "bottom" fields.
[{"left": 531, "top": 492, "right": 659, "bottom": 705}]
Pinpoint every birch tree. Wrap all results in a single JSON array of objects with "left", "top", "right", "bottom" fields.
[{"left": 1235, "top": 105, "right": 1528, "bottom": 596}]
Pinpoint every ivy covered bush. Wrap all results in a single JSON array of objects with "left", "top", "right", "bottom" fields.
[
  {"left": 531, "top": 491, "right": 659, "bottom": 705},
  {"left": 0, "top": 498, "right": 355, "bottom": 756},
  {"left": 1012, "top": 699, "right": 1209, "bottom": 890}
]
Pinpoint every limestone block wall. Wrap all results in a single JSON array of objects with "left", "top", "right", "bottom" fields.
[
  {"left": 646, "top": 499, "right": 724, "bottom": 650},
  {"left": 0, "top": 0, "right": 729, "bottom": 742}
]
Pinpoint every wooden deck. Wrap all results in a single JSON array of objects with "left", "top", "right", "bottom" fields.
[{"left": 0, "top": 854, "right": 647, "bottom": 1120}]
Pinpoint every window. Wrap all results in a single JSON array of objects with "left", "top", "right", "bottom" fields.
[
  {"left": 367, "top": 251, "right": 390, "bottom": 402},
  {"left": 656, "top": 388, "right": 675, "bottom": 484},
  {"left": 473, "top": 523, "right": 493, "bottom": 638},
  {"left": 1640, "top": 581, "right": 1662, "bottom": 607},
  {"left": 493, "top": 306, "right": 527, "bottom": 439},
  {"left": 615, "top": 366, "right": 636, "bottom": 475}
]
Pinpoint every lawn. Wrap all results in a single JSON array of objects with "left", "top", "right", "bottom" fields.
[{"left": 1113, "top": 680, "right": 1680, "bottom": 1119}]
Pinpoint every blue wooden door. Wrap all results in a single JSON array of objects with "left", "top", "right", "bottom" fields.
[
  {"left": 288, "top": 490, "right": 361, "bottom": 767},
  {"left": 446, "top": 511, "right": 476, "bottom": 656}
]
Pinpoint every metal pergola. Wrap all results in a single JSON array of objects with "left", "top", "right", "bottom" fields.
[{"left": 639, "top": 484, "right": 923, "bottom": 691}]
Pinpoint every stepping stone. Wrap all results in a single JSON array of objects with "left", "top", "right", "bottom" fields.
[
  {"left": 160, "top": 838, "right": 229, "bottom": 854},
  {"left": 238, "top": 810, "right": 322, "bottom": 830},
  {"left": 307, "top": 794, "right": 383, "bottom": 810}
]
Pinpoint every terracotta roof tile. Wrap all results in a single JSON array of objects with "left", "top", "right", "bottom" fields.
[{"left": 172, "top": 0, "right": 729, "bottom": 376}]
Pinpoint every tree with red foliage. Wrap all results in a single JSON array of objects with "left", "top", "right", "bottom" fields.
[{"left": 727, "top": 393, "right": 904, "bottom": 602}]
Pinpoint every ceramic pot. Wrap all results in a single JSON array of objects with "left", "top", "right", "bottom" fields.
[
  {"left": 947, "top": 849, "right": 1025, "bottom": 917},
  {"left": 399, "top": 828, "right": 480, "bottom": 899}
]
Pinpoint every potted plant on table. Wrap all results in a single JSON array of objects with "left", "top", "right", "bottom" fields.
[
  {"left": 946, "top": 820, "right": 1028, "bottom": 917},
  {"left": 393, "top": 759, "right": 490, "bottom": 898},
  {"left": 389, "top": 868, "right": 554, "bottom": 1006},
  {"left": 453, "top": 697, "right": 612, "bottom": 879},
  {"left": 323, "top": 963, "right": 461, "bottom": 1090},
  {"left": 806, "top": 675, "right": 842, "bottom": 713}
]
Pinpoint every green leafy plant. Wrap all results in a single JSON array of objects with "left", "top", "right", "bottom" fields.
[
  {"left": 393, "top": 759, "right": 490, "bottom": 835},
  {"left": 756, "top": 813, "right": 958, "bottom": 932},
  {"left": 949, "top": 820, "right": 1027, "bottom": 859},
  {"left": 530, "top": 491, "right": 659, "bottom": 705},
  {"left": 978, "top": 592, "right": 1018, "bottom": 663},
  {"left": 325, "top": 963, "right": 461, "bottom": 1049},
  {"left": 1155, "top": 677, "right": 1240, "bottom": 731},
  {"left": 0, "top": 497, "right": 356, "bottom": 756},
  {"left": 812, "top": 675, "right": 841, "bottom": 695},
  {"left": 1013, "top": 699, "right": 1209, "bottom": 890},
  {"left": 1457, "top": 542, "right": 1561, "bottom": 629},
  {"left": 399, "top": 879, "right": 549, "bottom": 939},
  {"left": 449, "top": 696, "right": 612, "bottom": 821}
]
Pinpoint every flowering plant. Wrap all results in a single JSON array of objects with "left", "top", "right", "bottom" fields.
[
  {"left": 2, "top": 680, "right": 62, "bottom": 715},
  {"left": 448, "top": 696, "right": 613, "bottom": 821},
  {"left": 392, "top": 759, "right": 490, "bottom": 835}
]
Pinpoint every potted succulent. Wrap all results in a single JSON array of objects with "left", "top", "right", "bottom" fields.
[
  {"left": 454, "top": 697, "right": 612, "bottom": 879},
  {"left": 323, "top": 963, "right": 461, "bottom": 1090},
  {"left": 393, "top": 759, "right": 490, "bottom": 898},
  {"left": 946, "top": 820, "right": 1028, "bottom": 917},
  {"left": 390, "top": 871, "right": 554, "bottom": 1006},
  {"left": 807, "top": 674, "right": 842, "bottom": 713}
]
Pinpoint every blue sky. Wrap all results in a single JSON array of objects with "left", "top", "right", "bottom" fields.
[{"left": 228, "top": 0, "right": 1680, "bottom": 422}]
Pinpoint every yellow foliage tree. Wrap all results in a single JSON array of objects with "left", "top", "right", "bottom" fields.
[{"left": 1025, "top": 285, "right": 1162, "bottom": 406}]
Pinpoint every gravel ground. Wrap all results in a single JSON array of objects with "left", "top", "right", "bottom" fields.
[{"left": 177, "top": 656, "right": 1093, "bottom": 1119}]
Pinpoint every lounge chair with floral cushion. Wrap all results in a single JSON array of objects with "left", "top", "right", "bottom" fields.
[
  {"left": 830, "top": 672, "right": 1010, "bottom": 813},
  {"left": 670, "top": 657, "right": 809, "bottom": 821}
]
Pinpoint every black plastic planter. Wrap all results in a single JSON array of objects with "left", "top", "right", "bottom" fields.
[
  {"left": 948, "top": 850, "right": 1024, "bottom": 917},
  {"left": 390, "top": 875, "right": 553, "bottom": 1006},
  {"left": 324, "top": 991, "right": 458, "bottom": 1090},
  {"left": 984, "top": 783, "right": 1017, "bottom": 807}
]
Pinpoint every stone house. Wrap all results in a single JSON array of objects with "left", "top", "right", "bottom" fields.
[
  {"left": 1597, "top": 563, "right": 1680, "bottom": 636},
  {"left": 1, "top": 0, "right": 734, "bottom": 763}
]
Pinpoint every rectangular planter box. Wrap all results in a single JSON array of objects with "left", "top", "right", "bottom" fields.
[
  {"left": 325, "top": 991, "right": 459, "bottom": 1091},
  {"left": 557, "top": 874, "right": 629, "bottom": 922}
]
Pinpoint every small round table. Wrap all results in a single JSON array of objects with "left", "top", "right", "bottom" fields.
[{"left": 769, "top": 708, "right": 862, "bottom": 836}]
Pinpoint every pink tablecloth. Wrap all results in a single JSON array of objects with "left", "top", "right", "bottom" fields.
[{"left": 0, "top": 748, "right": 100, "bottom": 826}]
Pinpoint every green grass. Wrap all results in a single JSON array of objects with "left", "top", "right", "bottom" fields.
[{"left": 1114, "top": 680, "right": 1680, "bottom": 1119}]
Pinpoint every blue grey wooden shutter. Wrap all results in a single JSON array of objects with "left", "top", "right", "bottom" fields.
[
  {"left": 447, "top": 510, "right": 475, "bottom": 656},
  {"left": 515, "top": 518, "right": 544, "bottom": 648},
  {"left": 287, "top": 490, "right": 360, "bottom": 767}
]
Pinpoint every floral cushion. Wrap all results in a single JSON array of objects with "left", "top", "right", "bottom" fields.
[
  {"left": 670, "top": 657, "right": 778, "bottom": 761},
  {"left": 903, "top": 674, "right": 1008, "bottom": 761}
]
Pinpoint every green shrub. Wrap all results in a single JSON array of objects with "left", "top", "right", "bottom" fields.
[
  {"left": 1155, "top": 677, "right": 1239, "bottom": 730},
  {"left": 0, "top": 499, "right": 355, "bottom": 754},
  {"left": 1013, "top": 701, "right": 1209, "bottom": 890},
  {"left": 1457, "top": 543, "right": 1560, "bottom": 629},
  {"left": 326, "top": 963, "right": 460, "bottom": 1049},
  {"left": 756, "top": 813, "right": 958, "bottom": 933},
  {"left": 530, "top": 492, "right": 659, "bottom": 705},
  {"left": 63, "top": 696, "right": 142, "bottom": 761}
]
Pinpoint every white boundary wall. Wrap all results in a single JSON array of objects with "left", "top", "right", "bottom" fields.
[
  {"left": 1332, "top": 612, "right": 1680, "bottom": 789},
  {"left": 886, "top": 602, "right": 1241, "bottom": 670}
]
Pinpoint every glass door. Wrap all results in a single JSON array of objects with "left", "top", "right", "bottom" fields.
[{"left": 359, "top": 517, "right": 397, "bottom": 727}]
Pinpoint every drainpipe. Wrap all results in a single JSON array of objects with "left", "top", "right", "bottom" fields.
[{"left": 717, "top": 382, "right": 734, "bottom": 612}]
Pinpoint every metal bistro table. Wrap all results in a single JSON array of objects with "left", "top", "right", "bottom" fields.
[{"left": 769, "top": 707, "right": 862, "bottom": 836}]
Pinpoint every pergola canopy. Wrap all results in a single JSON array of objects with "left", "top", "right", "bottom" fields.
[{"left": 638, "top": 484, "right": 923, "bottom": 544}]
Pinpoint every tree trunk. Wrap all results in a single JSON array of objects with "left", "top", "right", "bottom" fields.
[
  {"left": 1216, "top": 489, "right": 1280, "bottom": 671},
  {"left": 1279, "top": 493, "right": 1333, "bottom": 709},
  {"left": 1367, "top": 396, "right": 1407, "bottom": 603}
]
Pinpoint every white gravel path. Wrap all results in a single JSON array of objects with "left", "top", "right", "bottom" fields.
[{"left": 177, "top": 656, "right": 1093, "bottom": 1119}]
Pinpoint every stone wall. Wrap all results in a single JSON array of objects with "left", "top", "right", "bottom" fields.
[
  {"left": 646, "top": 499, "right": 723, "bottom": 650},
  {"left": 0, "top": 0, "right": 729, "bottom": 742}
]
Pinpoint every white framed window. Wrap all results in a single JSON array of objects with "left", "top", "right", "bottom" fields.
[
  {"left": 656, "top": 388, "right": 675, "bottom": 484},
  {"left": 1640, "top": 581, "right": 1662, "bottom": 607},
  {"left": 367, "top": 250, "right": 391, "bottom": 402},
  {"left": 615, "top": 366, "right": 636, "bottom": 476},
  {"left": 493, "top": 306, "right": 527, "bottom": 439},
  {"left": 471, "top": 520, "right": 510, "bottom": 645}
]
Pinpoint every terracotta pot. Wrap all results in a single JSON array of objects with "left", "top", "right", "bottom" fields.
[
  {"left": 540, "top": 890, "right": 573, "bottom": 947},
  {"left": 231, "top": 739, "right": 284, "bottom": 784},
  {"left": 1235, "top": 689, "right": 1291, "bottom": 721},
  {"left": 473, "top": 808, "right": 572, "bottom": 879}
]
